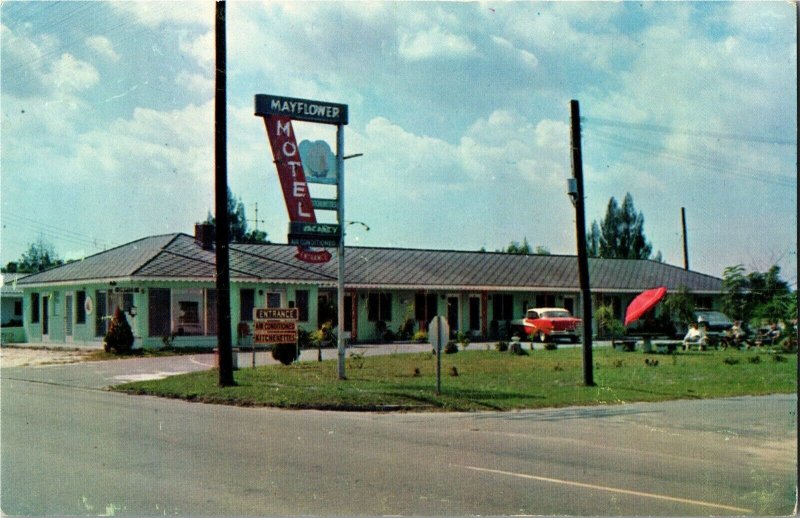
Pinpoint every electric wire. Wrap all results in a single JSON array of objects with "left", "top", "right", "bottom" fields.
[
  {"left": 585, "top": 129, "right": 796, "bottom": 188},
  {"left": 583, "top": 116, "right": 796, "bottom": 146}
]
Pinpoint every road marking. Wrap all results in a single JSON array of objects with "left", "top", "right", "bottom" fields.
[
  {"left": 454, "top": 465, "right": 753, "bottom": 514},
  {"left": 112, "top": 371, "right": 188, "bottom": 382},
  {"left": 189, "top": 356, "right": 215, "bottom": 367}
]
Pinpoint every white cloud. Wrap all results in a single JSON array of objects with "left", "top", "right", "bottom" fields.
[
  {"left": 176, "top": 71, "right": 213, "bottom": 99},
  {"left": 399, "top": 26, "right": 477, "bottom": 61},
  {"left": 111, "top": 2, "right": 213, "bottom": 28},
  {"left": 86, "top": 35, "right": 119, "bottom": 62},
  {"left": 179, "top": 29, "right": 214, "bottom": 70}
]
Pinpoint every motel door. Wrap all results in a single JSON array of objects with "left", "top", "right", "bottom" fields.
[
  {"left": 469, "top": 296, "right": 480, "bottom": 334},
  {"left": 447, "top": 297, "right": 459, "bottom": 337},
  {"left": 42, "top": 296, "right": 49, "bottom": 338},
  {"left": 64, "top": 293, "right": 74, "bottom": 338}
]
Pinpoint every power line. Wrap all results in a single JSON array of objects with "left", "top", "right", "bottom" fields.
[
  {"left": 1, "top": 213, "right": 119, "bottom": 252},
  {"left": 584, "top": 116, "right": 796, "bottom": 146},
  {"left": 587, "top": 130, "right": 796, "bottom": 188}
]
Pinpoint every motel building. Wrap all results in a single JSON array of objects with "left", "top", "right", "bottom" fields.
[{"left": 15, "top": 225, "right": 724, "bottom": 348}]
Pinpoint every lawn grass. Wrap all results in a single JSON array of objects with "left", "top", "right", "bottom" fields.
[{"left": 112, "top": 347, "right": 797, "bottom": 412}]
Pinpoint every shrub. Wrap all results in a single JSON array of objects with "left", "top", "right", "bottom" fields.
[
  {"left": 104, "top": 307, "right": 134, "bottom": 354},
  {"left": 723, "top": 357, "right": 740, "bottom": 365},
  {"left": 747, "top": 355, "right": 761, "bottom": 364},
  {"left": 509, "top": 342, "right": 528, "bottom": 355},
  {"left": 271, "top": 342, "right": 299, "bottom": 365},
  {"left": 348, "top": 351, "right": 365, "bottom": 369},
  {"left": 457, "top": 331, "right": 471, "bottom": 350},
  {"left": 444, "top": 341, "right": 459, "bottom": 354},
  {"left": 297, "top": 328, "right": 313, "bottom": 349},
  {"left": 375, "top": 321, "right": 395, "bottom": 343},
  {"left": 495, "top": 341, "right": 508, "bottom": 352},
  {"left": 397, "top": 318, "right": 416, "bottom": 341},
  {"left": 412, "top": 330, "right": 428, "bottom": 343}
]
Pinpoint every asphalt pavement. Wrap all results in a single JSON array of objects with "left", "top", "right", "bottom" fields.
[{"left": 1, "top": 350, "right": 796, "bottom": 516}]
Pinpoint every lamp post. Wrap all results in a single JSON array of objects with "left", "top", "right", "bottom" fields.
[{"left": 569, "top": 100, "right": 594, "bottom": 387}]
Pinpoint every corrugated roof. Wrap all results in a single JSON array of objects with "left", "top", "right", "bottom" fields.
[
  {"left": 18, "top": 233, "right": 724, "bottom": 293},
  {"left": 0, "top": 273, "right": 27, "bottom": 295}
]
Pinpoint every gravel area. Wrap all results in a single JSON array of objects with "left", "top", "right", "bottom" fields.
[{"left": 0, "top": 347, "right": 96, "bottom": 368}]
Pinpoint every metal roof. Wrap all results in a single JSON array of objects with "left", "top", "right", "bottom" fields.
[
  {"left": 17, "top": 233, "right": 724, "bottom": 293},
  {"left": 0, "top": 273, "right": 27, "bottom": 295}
]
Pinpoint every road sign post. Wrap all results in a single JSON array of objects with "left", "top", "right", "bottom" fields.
[{"left": 429, "top": 316, "right": 449, "bottom": 395}]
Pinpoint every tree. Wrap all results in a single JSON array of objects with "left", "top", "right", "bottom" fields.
[
  {"left": 505, "top": 238, "right": 532, "bottom": 255},
  {"left": 2, "top": 237, "right": 63, "bottom": 273},
  {"left": 723, "top": 263, "right": 793, "bottom": 325},
  {"left": 205, "top": 188, "right": 268, "bottom": 244},
  {"left": 722, "top": 265, "right": 749, "bottom": 321},
  {"left": 662, "top": 285, "right": 696, "bottom": 328},
  {"left": 104, "top": 307, "right": 134, "bottom": 354},
  {"left": 586, "top": 193, "right": 657, "bottom": 260}
]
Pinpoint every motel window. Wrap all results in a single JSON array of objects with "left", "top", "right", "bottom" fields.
[
  {"left": 368, "top": 293, "right": 392, "bottom": 322},
  {"left": 344, "top": 295, "right": 353, "bottom": 332},
  {"left": 148, "top": 288, "right": 171, "bottom": 338},
  {"left": 31, "top": 293, "right": 40, "bottom": 323},
  {"left": 76, "top": 291, "right": 86, "bottom": 324},
  {"left": 535, "top": 294, "right": 556, "bottom": 308},
  {"left": 295, "top": 290, "right": 309, "bottom": 322},
  {"left": 172, "top": 289, "right": 203, "bottom": 336},
  {"left": 14, "top": 300, "right": 22, "bottom": 317},
  {"left": 240, "top": 289, "right": 255, "bottom": 321},
  {"left": 492, "top": 294, "right": 514, "bottom": 321},
  {"left": 205, "top": 289, "right": 218, "bottom": 336},
  {"left": 266, "top": 292, "right": 282, "bottom": 308}
]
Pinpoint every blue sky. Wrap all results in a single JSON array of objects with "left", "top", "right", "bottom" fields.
[{"left": 1, "top": 1, "right": 796, "bottom": 287}]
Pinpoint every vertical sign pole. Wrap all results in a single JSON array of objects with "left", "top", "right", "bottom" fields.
[
  {"left": 436, "top": 317, "right": 442, "bottom": 395},
  {"left": 215, "top": 1, "right": 235, "bottom": 387},
  {"left": 681, "top": 207, "right": 690, "bottom": 270},
  {"left": 570, "top": 100, "right": 594, "bottom": 387},
  {"left": 336, "top": 124, "right": 346, "bottom": 380}
]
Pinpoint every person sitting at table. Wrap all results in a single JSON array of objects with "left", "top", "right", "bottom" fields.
[
  {"left": 755, "top": 323, "right": 781, "bottom": 347},
  {"left": 683, "top": 322, "right": 708, "bottom": 351},
  {"left": 724, "top": 320, "right": 747, "bottom": 349}
]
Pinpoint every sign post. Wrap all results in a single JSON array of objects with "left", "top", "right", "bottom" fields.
[{"left": 429, "top": 316, "right": 449, "bottom": 395}]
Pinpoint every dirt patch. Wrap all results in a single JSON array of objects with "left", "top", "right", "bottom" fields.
[{"left": 0, "top": 347, "right": 96, "bottom": 367}]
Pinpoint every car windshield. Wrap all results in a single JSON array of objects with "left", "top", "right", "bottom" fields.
[
  {"left": 695, "top": 311, "right": 732, "bottom": 325},
  {"left": 541, "top": 310, "right": 571, "bottom": 318}
]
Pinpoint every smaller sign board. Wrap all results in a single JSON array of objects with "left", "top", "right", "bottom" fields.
[
  {"left": 311, "top": 198, "right": 338, "bottom": 211},
  {"left": 289, "top": 236, "right": 338, "bottom": 248},
  {"left": 253, "top": 307, "right": 299, "bottom": 345},
  {"left": 288, "top": 222, "right": 341, "bottom": 248},
  {"left": 254, "top": 308, "right": 299, "bottom": 320},
  {"left": 289, "top": 222, "right": 341, "bottom": 237},
  {"left": 299, "top": 140, "right": 337, "bottom": 185},
  {"left": 255, "top": 94, "right": 348, "bottom": 125}
]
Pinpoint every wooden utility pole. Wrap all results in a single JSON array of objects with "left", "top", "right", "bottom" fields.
[
  {"left": 215, "top": 1, "right": 235, "bottom": 387},
  {"left": 569, "top": 100, "right": 594, "bottom": 387},
  {"left": 681, "top": 207, "right": 689, "bottom": 270}
]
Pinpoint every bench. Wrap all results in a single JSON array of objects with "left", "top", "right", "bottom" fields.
[{"left": 652, "top": 341, "right": 681, "bottom": 354}]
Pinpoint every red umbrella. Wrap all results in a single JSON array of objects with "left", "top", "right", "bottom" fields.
[{"left": 624, "top": 286, "right": 668, "bottom": 326}]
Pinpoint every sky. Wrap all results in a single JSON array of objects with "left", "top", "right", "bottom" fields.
[{"left": 1, "top": 1, "right": 797, "bottom": 287}]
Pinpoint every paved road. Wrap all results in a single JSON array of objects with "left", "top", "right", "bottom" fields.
[{"left": 1, "top": 355, "right": 796, "bottom": 516}]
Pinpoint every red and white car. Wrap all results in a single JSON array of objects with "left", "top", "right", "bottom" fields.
[{"left": 521, "top": 307, "right": 582, "bottom": 343}]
